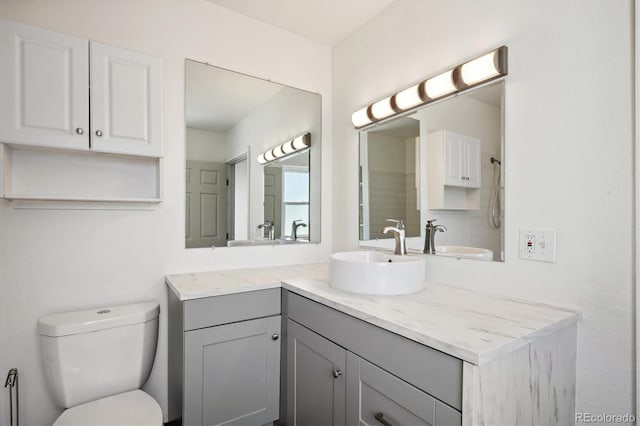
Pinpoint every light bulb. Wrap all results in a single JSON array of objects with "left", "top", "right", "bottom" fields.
[
  {"left": 264, "top": 150, "right": 275, "bottom": 162},
  {"left": 370, "top": 96, "right": 395, "bottom": 120},
  {"left": 424, "top": 70, "right": 456, "bottom": 99},
  {"left": 272, "top": 146, "right": 286, "bottom": 158},
  {"left": 257, "top": 153, "right": 267, "bottom": 164},
  {"left": 292, "top": 134, "right": 309, "bottom": 150},
  {"left": 282, "top": 140, "right": 296, "bottom": 154},
  {"left": 351, "top": 107, "right": 371, "bottom": 128},
  {"left": 394, "top": 83, "right": 423, "bottom": 110},
  {"left": 461, "top": 50, "right": 500, "bottom": 85}
]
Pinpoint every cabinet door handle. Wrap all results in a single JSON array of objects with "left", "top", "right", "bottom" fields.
[
  {"left": 95, "top": 130, "right": 103, "bottom": 137},
  {"left": 271, "top": 333, "right": 279, "bottom": 341},
  {"left": 374, "top": 412, "right": 393, "bottom": 426},
  {"left": 75, "top": 127, "right": 84, "bottom": 135},
  {"left": 332, "top": 369, "right": 342, "bottom": 378}
]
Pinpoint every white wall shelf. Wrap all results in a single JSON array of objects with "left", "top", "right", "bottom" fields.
[{"left": 1, "top": 144, "right": 162, "bottom": 208}]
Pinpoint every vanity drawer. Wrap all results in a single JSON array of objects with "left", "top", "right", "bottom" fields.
[
  {"left": 285, "top": 291, "right": 462, "bottom": 410},
  {"left": 347, "top": 353, "right": 461, "bottom": 426},
  {"left": 184, "top": 288, "right": 281, "bottom": 331}
]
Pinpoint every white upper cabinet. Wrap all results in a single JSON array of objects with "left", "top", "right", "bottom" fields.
[
  {"left": 0, "top": 18, "right": 162, "bottom": 158},
  {"left": 0, "top": 18, "right": 90, "bottom": 150},
  {"left": 427, "top": 130, "right": 481, "bottom": 210},
  {"left": 90, "top": 42, "right": 162, "bottom": 157},
  {"left": 438, "top": 130, "right": 480, "bottom": 189}
]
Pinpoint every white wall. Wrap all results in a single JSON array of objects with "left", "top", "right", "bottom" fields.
[
  {"left": 185, "top": 127, "right": 228, "bottom": 162},
  {"left": 0, "top": 1, "right": 332, "bottom": 424},
  {"left": 333, "top": 0, "right": 633, "bottom": 417}
]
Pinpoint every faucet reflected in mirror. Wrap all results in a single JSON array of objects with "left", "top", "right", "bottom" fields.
[
  {"left": 291, "top": 220, "right": 307, "bottom": 241},
  {"left": 258, "top": 221, "right": 275, "bottom": 240},
  {"left": 423, "top": 219, "right": 447, "bottom": 255}
]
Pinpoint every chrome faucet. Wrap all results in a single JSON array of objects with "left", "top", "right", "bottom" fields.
[
  {"left": 423, "top": 219, "right": 447, "bottom": 255},
  {"left": 292, "top": 220, "right": 307, "bottom": 241},
  {"left": 258, "top": 221, "right": 275, "bottom": 240},
  {"left": 381, "top": 219, "right": 407, "bottom": 255}
]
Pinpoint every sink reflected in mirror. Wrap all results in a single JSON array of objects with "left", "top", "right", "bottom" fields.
[
  {"left": 329, "top": 251, "right": 425, "bottom": 296},
  {"left": 434, "top": 245, "right": 493, "bottom": 261},
  {"left": 227, "top": 239, "right": 304, "bottom": 247}
]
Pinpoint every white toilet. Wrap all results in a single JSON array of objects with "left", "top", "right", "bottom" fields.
[{"left": 37, "top": 302, "right": 163, "bottom": 425}]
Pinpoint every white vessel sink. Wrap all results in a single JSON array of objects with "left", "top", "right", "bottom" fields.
[
  {"left": 329, "top": 251, "right": 425, "bottom": 295},
  {"left": 436, "top": 245, "right": 493, "bottom": 261}
]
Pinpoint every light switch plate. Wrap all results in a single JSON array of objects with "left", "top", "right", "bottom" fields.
[{"left": 519, "top": 228, "right": 557, "bottom": 262}]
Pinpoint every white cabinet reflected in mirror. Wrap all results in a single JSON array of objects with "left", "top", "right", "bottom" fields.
[
  {"left": 185, "top": 60, "right": 321, "bottom": 248},
  {"left": 359, "top": 81, "right": 504, "bottom": 261}
]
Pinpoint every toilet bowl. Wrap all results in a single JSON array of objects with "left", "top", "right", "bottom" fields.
[{"left": 38, "top": 302, "right": 162, "bottom": 425}]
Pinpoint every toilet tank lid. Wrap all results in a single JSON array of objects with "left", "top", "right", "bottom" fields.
[{"left": 38, "top": 302, "right": 159, "bottom": 337}]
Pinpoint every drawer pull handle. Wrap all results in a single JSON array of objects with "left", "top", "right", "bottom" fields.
[
  {"left": 332, "top": 369, "right": 342, "bottom": 378},
  {"left": 271, "top": 333, "right": 279, "bottom": 341},
  {"left": 75, "top": 127, "right": 84, "bottom": 135},
  {"left": 374, "top": 412, "right": 393, "bottom": 426}
]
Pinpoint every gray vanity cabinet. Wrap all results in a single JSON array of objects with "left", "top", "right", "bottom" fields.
[
  {"left": 168, "top": 288, "right": 282, "bottom": 426},
  {"left": 284, "top": 291, "right": 462, "bottom": 426},
  {"left": 286, "top": 319, "right": 346, "bottom": 425},
  {"left": 346, "top": 353, "right": 461, "bottom": 426}
]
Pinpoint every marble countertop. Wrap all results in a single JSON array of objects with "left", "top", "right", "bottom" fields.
[{"left": 166, "top": 263, "right": 580, "bottom": 365}]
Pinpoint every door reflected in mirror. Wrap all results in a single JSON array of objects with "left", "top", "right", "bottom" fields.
[
  {"left": 185, "top": 60, "right": 321, "bottom": 248},
  {"left": 359, "top": 81, "right": 504, "bottom": 261}
]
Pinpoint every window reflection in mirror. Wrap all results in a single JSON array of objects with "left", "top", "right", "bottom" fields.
[
  {"left": 184, "top": 59, "right": 321, "bottom": 248},
  {"left": 359, "top": 81, "right": 504, "bottom": 261}
]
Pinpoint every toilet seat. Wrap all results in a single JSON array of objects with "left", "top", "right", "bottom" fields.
[{"left": 53, "top": 390, "right": 162, "bottom": 425}]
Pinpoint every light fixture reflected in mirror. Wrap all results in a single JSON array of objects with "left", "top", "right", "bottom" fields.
[
  {"left": 257, "top": 132, "right": 310, "bottom": 165},
  {"left": 351, "top": 46, "right": 507, "bottom": 129}
]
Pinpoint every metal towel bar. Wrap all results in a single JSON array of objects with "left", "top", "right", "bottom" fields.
[{"left": 4, "top": 368, "right": 19, "bottom": 426}]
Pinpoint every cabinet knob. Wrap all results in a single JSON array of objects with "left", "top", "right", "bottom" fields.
[
  {"left": 95, "top": 130, "right": 103, "bottom": 137},
  {"left": 271, "top": 333, "right": 279, "bottom": 341},
  {"left": 75, "top": 127, "right": 84, "bottom": 135},
  {"left": 332, "top": 369, "right": 342, "bottom": 378}
]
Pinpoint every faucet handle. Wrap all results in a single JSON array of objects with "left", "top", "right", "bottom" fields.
[
  {"left": 385, "top": 219, "right": 405, "bottom": 230},
  {"left": 426, "top": 219, "right": 437, "bottom": 225}
]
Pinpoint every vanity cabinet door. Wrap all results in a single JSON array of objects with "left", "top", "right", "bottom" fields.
[
  {"left": 90, "top": 41, "right": 162, "bottom": 157},
  {"left": 183, "top": 315, "right": 281, "bottom": 426},
  {"left": 346, "top": 353, "right": 461, "bottom": 426},
  {"left": 0, "top": 18, "right": 89, "bottom": 151},
  {"left": 287, "top": 319, "right": 347, "bottom": 426}
]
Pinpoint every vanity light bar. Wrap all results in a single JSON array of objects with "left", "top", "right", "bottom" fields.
[
  {"left": 351, "top": 46, "right": 508, "bottom": 129},
  {"left": 257, "top": 133, "right": 311, "bottom": 165}
]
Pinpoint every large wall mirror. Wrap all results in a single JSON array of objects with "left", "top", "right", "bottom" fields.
[
  {"left": 185, "top": 60, "right": 321, "bottom": 248},
  {"left": 359, "top": 81, "right": 504, "bottom": 261}
]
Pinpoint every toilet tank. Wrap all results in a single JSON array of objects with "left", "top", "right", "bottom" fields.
[{"left": 38, "top": 302, "right": 159, "bottom": 408}]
